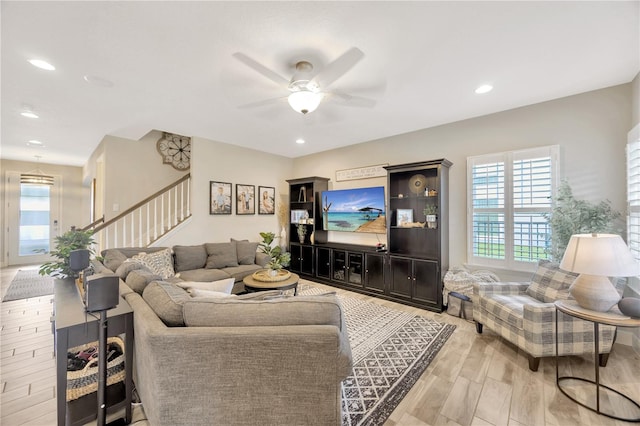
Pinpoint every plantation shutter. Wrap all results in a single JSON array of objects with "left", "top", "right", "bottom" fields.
[{"left": 627, "top": 138, "right": 640, "bottom": 261}]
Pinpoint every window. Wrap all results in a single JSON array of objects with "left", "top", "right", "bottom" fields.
[
  {"left": 627, "top": 127, "right": 640, "bottom": 261},
  {"left": 467, "top": 145, "right": 559, "bottom": 270},
  {"left": 19, "top": 183, "right": 51, "bottom": 256}
]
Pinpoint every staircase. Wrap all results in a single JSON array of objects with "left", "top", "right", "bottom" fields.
[{"left": 83, "top": 174, "right": 191, "bottom": 253}]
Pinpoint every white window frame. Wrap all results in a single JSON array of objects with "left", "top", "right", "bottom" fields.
[
  {"left": 627, "top": 124, "right": 640, "bottom": 262},
  {"left": 467, "top": 145, "right": 559, "bottom": 272}
]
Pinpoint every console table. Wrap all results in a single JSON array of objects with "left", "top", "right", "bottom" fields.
[
  {"left": 53, "top": 279, "right": 133, "bottom": 426},
  {"left": 555, "top": 300, "right": 640, "bottom": 422}
]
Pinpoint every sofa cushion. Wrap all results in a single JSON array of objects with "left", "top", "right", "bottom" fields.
[
  {"left": 173, "top": 244, "right": 207, "bottom": 272},
  {"left": 115, "top": 260, "right": 148, "bottom": 279},
  {"left": 231, "top": 239, "right": 259, "bottom": 265},
  {"left": 132, "top": 248, "right": 175, "bottom": 280},
  {"left": 142, "top": 281, "right": 190, "bottom": 326},
  {"left": 221, "top": 264, "right": 261, "bottom": 282},
  {"left": 478, "top": 293, "right": 540, "bottom": 330},
  {"left": 102, "top": 249, "right": 128, "bottom": 272},
  {"left": 177, "top": 268, "right": 231, "bottom": 282},
  {"left": 526, "top": 260, "right": 578, "bottom": 303},
  {"left": 175, "top": 278, "right": 235, "bottom": 295},
  {"left": 205, "top": 242, "right": 239, "bottom": 268},
  {"left": 126, "top": 268, "right": 162, "bottom": 294},
  {"left": 183, "top": 294, "right": 344, "bottom": 328},
  {"left": 189, "top": 289, "right": 237, "bottom": 298}
]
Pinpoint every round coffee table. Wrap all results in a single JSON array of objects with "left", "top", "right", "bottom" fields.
[{"left": 243, "top": 272, "right": 300, "bottom": 295}]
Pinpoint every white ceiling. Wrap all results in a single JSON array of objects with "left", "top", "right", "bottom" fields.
[{"left": 2, "top": 1, "right": 638, "bottom": 167}]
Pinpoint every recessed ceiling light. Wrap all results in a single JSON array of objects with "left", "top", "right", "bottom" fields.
[
  {"left": 28, "top": 59, "right": 55, "bottom": 71},
  {"left": 296, "top": 139, "right": 305, "bottom": 144},
  {"left": 475, "top": 84, "right": 493, "bottom": 94},
  {"left": 27, "top": 140, "right": 44, "bottom": 147},
  {"left": 21, "top": 111, "right": 39, "bottom": 119}
]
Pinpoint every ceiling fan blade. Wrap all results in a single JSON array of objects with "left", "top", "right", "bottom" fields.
[
  {"left": 233, "top": 52, "right": 290, "bottom": 88},
  {"left": 237, "top": 96, "right": 288, "bottom": 109},
  {"left": 329, "top": 91, "right": 377, "bottom": 108},
  {"left": 312, "top": 47, "right": 365, "bottom": 89}
]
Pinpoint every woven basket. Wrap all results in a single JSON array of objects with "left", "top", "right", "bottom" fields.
[
  {"left": 66, "top": 336, "right": 126, "bottom": 402},
  {"left": 252, "top": 269, "right": 292, "bottom": 282}
]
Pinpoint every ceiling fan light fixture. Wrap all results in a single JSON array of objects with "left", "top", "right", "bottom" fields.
[{"left": 288, "top": 90, "right": 323, "bottom": 114}]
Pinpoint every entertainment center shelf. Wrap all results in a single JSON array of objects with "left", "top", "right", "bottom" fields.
[{"left": 288, "top": 159, "right": 450, "bottom": 312}]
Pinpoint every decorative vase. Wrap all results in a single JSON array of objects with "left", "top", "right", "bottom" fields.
[
  {"left": 297, "top": 227, "right": 306, "bottom": 244},
  {"left": 268, "top": 269, "right": 278, "bottom": 277},
  {"left": 279, "top": 226, "right": 287, "bottom": 250},
  {"left": 310, "top": 231, "right": 315, "bottom": 244}
]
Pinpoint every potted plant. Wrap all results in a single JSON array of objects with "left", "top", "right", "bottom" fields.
[
  {"left": 258, "top": 232, "right": 291, "bottom": 276},
  {"left": 423, "top": 205, "right": 438, "bottom": 229},
  {"left": 544, "top": 180, "right": 622, "bottom": 262},
  {"left": 296, "top": 223, "right": 307, "bottom": 244},
  {"left": 38, "top": 227, "right": 95, "bottom": 279}
]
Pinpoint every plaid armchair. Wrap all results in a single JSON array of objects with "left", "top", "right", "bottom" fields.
[{"left": 473, "top": 260, "right": 618, "bottom": 371}]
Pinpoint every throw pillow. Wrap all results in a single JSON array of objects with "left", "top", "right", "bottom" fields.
[
  {"left": 232, "top": 239, "right": 259, "bottom": 265},
  {"left": 526, "top": 259, "right": 578, "bottom": 302},
  {"left": 204, "top": 242, "right": 239, "bottom": 269},
  {"left": 188, "top": 288, "right": 237, "bottom": 298},
  {"left": 175, "top": 278, "right": 235, "bottom": 294},
  {"left": 102, "top": 249, "right": 128, "bottom": 272},
  {"left": 132, "top": 248, "right": 175, "bottom": 279},
  {"left": 126, "top": 269, "right": 162, "bottom": 294},
  {"left": 173, "top": 244, "right": 207, "bottom": 272},
  {"left": 142, "top": 281, "right": 190, "bottom": 326},
  {"left": 115, "top": 259, "right": 147, "bottom": 279}
]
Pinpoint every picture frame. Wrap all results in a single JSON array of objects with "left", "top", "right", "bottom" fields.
[
  {"left": 396, "top": 209, "right": 413, "bottom": 227},
  {"left": 291, "top": 209, "right": 307, "bottom": 224},
  {"left": 258, "top": 186, "right": 275, "bottom": 215},
  {"left": 210, "top": 181, "right": 232, "bottom": 215},
  {"left": 236, "top": 184, "right": 255, "bottom": 215}
]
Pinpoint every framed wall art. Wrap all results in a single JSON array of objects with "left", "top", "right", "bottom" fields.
[
  {"left": 236, "top": 184, "right": 255, "bottom": 215},
  {"left": 210, "top": 181, "right": 232, "bottom": 215},
  {"left": 396, "top": 209, "right": 413, "bottom": 227},
  {"left": 258, "top": 186, "right": 275, "bottom": 215}
]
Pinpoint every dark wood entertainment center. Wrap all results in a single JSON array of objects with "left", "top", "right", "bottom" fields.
[{"left": 287, "top": 159, "right": 451, "bottom": 312}]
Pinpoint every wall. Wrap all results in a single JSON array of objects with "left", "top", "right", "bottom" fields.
[
  {"left": 156, "top": 136, "right": 294, "bottom": 246},
  {"left": 0, "top": 159, "right": 86, "bottom": 267},
  {"left": 632, "top": 72, "right": 640, "bottom": 126},
  {"left": 292, "top": 83, "right": 632, "bottom": 276}
]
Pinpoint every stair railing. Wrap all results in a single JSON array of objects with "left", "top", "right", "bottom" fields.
[{"left": 83, "top": 174, "right": 191, "bottom": 253}]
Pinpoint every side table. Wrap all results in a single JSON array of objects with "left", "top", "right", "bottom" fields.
[
  {"left": 555, "top": 300, "right": 640, "bottom": 422},
  {"left": 54, "top": 279, "right": 133, "bottom": 426},
  {"left": 243, "top": 272, "right": 300, "bottom": 295}
]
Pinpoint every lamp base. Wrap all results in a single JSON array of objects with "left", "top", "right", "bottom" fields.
[{"left": 569, "top": 274, "right": 621, "bottom": 312}]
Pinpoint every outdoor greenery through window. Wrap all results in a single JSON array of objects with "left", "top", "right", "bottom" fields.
[{"left": 467, "top": 146, "right": 558, "bottom": 270}]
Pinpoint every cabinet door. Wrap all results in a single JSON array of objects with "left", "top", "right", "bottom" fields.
[
  {"left": 347, "top": 253, "right": 363, "bottom": 287},
  {"left": 389, "top": 256, "right": 412, "bottom": 300},
  {"left": 315, "top": 247, "right": 331, "bottom": 279},
  {"left": 332, "top": 250, "right": 347, "bottom": 282},
  {"left": 413, "top": 259, "right": 439, "bottom": 306},
  {"left": 301, "top": 245, "right": 314, "bottom": 275},
  {"left": 289, "top": 244, "right": 302, "bottom": 273},
  {"left": 364, "top": 253, "right": 385, "bottom": 293}
]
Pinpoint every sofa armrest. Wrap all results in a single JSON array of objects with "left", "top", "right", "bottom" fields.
[{"left": 473, "top": 281, "right": 529, "bottom": 296}]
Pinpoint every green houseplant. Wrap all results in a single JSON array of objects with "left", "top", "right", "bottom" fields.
[
  {"left": 258, "top": 231, "right": 291, "bottom": 273},
  {"left": 544, "top": 181, "right": 622, "bottom": 262},
  {"left": 38, "top": 227, "right": 95, "bottom": 278}
]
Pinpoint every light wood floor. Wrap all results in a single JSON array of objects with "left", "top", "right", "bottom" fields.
[{"left": 2, "top": 264, "right": 639, "bottom": 426}]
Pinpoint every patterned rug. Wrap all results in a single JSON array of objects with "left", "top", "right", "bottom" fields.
[
  {"left": 2, "top": 269, "right": 53, "bottom": 302},
  {"left": 299, "top": 284, "right": 456, "bottom": 426}
]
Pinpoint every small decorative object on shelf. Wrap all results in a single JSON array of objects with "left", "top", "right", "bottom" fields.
[
  {"left": 423, "top": 205, "right": 438, "bottom": 229},
  {"left": 618, "top": 297, "right": 640, "bottom": 318},
  {"left": 296, "top": 224, "right": 307, "bottom": 243}
]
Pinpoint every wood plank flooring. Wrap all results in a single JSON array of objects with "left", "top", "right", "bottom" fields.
[{"left": 2, "top": 264, "right": 639, "bottom": 425}]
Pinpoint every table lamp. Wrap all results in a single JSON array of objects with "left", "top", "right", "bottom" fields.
[{"left": 560, "top": 233, "right": 639, "bottom": 312}]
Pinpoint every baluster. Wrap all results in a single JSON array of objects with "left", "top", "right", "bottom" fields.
[
  {"left": 161, "top": 193, "right": 165, "bottom": 235},
  {"left": 154, "top": 198, "right": 158, "bottom": 241},
  {"left": 138, "top": 207, "right": 142, "bottom": 246},
  {"left": 180, "top": 182, "right": 184, "bottom": 221},
  {"left": 146, "top": 203, "right": 151, "bottom": 245},
  {"left": 186, "top": 177, "right": 191, "bottom": 217}
]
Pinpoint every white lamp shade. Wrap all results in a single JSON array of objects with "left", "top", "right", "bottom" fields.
[
  {"left": 287, "top": 90, "right": 323, "bottom": 114},
  {"left": 560, "top": 233, "right": 639, "bottom": 277}
]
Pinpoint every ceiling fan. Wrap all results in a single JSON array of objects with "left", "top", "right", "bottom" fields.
[{"left": 233, "top": 47, "right": 377, "bottom": 115}]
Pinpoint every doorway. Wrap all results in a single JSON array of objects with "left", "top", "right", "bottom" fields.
[{"left": 6, "top": 171, "right": 61, "bottom": 266}]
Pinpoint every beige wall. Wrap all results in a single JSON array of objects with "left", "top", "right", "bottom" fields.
[
  {"left": 292, "top": 83, "right": 632, "bottom": 271},
  {"left": 156, "top": 137, "right": 294, "bottom": 246},
  {"left": 0, "top": 159, "right": 85, "bottom": 266},
  {"left": 632, "top": 71, "right": 640, "bottom": 126}
]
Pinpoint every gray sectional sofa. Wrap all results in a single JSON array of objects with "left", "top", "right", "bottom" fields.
[{"left": 94, "top": 244, "right": 353, "bottom": 425}]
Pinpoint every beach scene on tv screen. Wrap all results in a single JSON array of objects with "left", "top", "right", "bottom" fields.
[{"left": 322, "top": 186, "right": 386, "bottom": 233}]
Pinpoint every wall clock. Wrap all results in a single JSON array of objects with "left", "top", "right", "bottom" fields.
[{"left": 157, "top": 133, "right": 191, "bottom": 171}]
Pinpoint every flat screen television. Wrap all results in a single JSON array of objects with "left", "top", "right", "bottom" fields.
[{"left": 320, "top": 186, "right": 386, "bottom": 233}]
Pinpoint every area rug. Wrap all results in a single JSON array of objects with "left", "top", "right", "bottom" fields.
[
  {"left": 2, "top": 269, "right": 53, "bottom": 302},
  {"left": 299, "top": 284, "right": 456, "bottom": 426}
]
